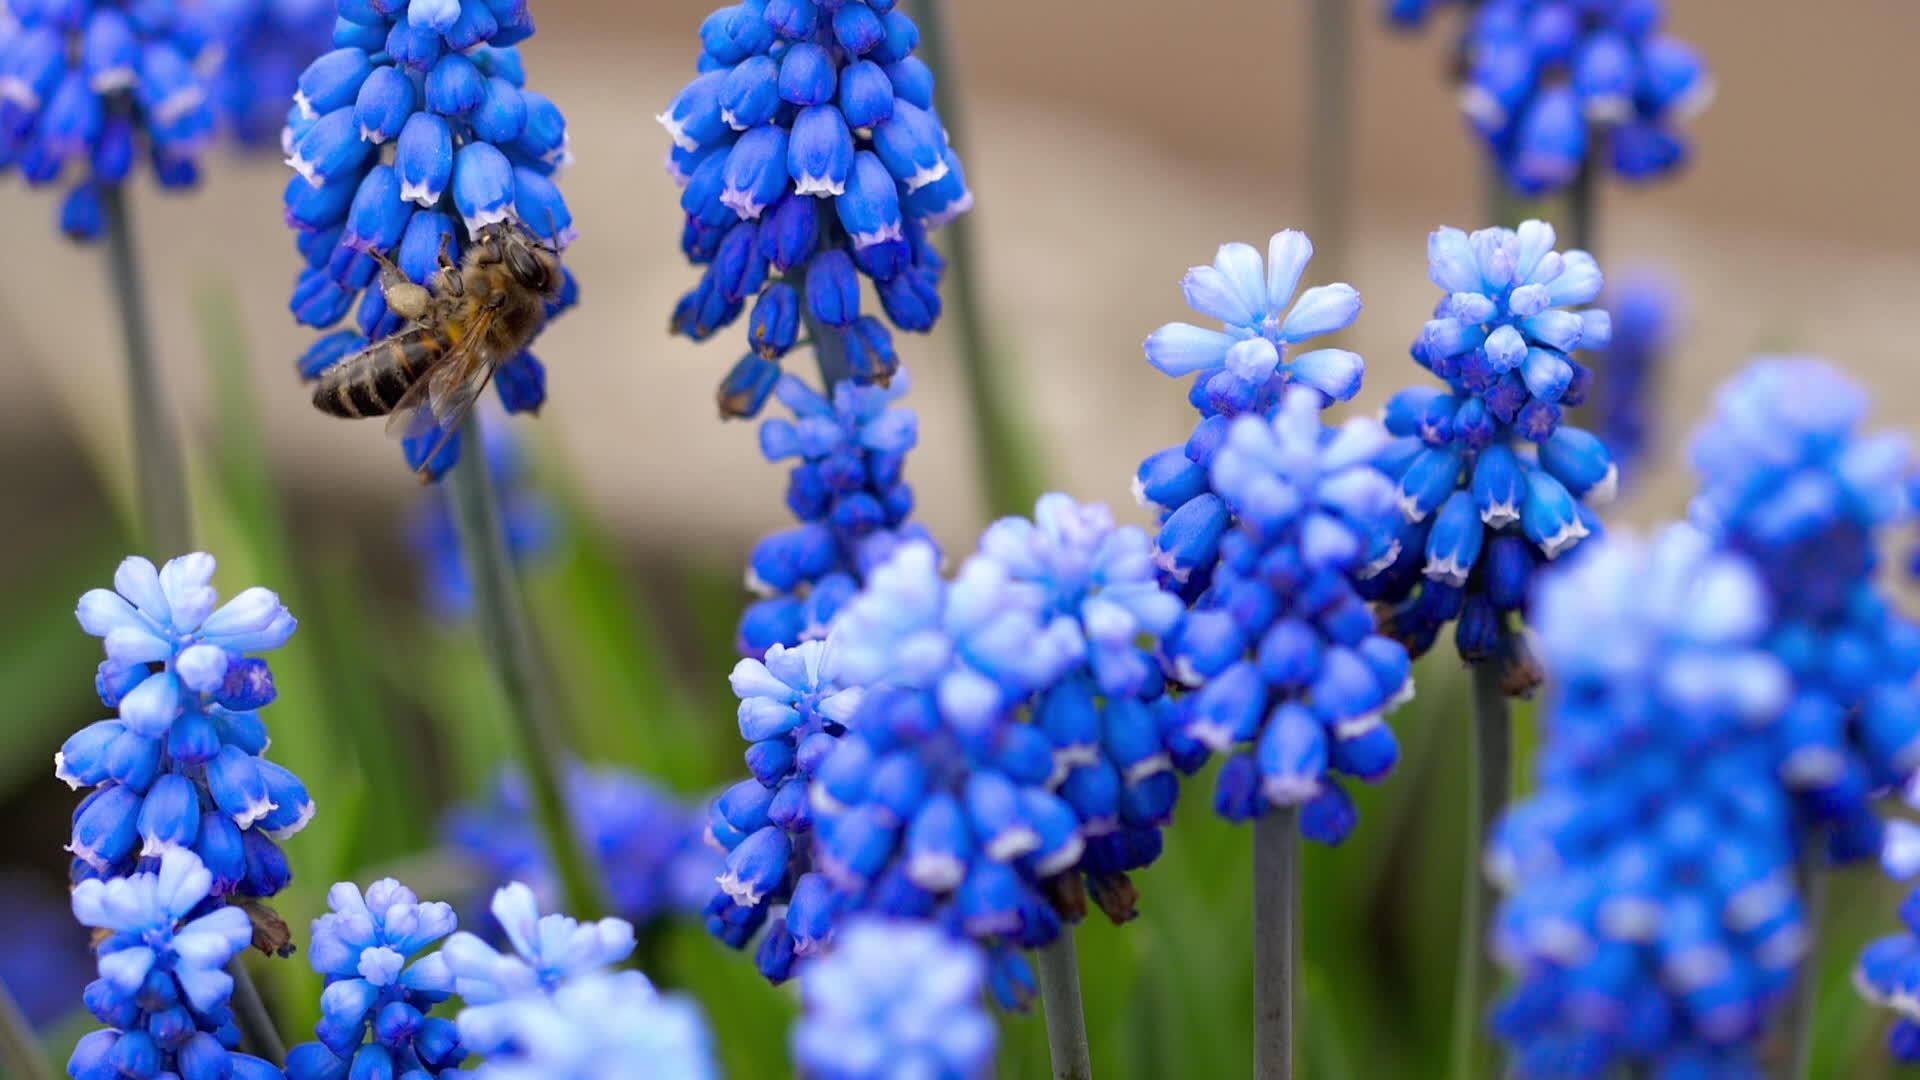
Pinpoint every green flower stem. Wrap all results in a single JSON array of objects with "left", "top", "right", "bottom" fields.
[
  {"left": 104, "top": 184, "right": 192, "bottom": 557},
  {"left": 1566, "top": 135, "right": 1599, "bottom": 258},
  {"left": 228, "top": 958, "right": 286, "bottom": 1065},
  {"left": 1450, "top": 662, "right": 1510, "bottom": 1080},
  {"left": 1033, "top": 930, "right": 1094, "bottom": 1080},
  {"left": 1308, "top": 0, "right": 1351, "bottom": 280},
  {"left": 446, "top": 415, "right": 609, "bottom": 922},
  {"left": 106, "top": 182, "right": 288, "bottom": 1064},
  {"left": 911, "top": 0, "right": 1044, "bottom": 518},
  {"left": 0, "top": 976, "right": 56, "bottom": 1080},
  {"left": 1255, "top": 807, "right": 1301, "bottom": 1080},
  {"left": 1780, "top": 853, "right": 1828, "bottom": 1080}
]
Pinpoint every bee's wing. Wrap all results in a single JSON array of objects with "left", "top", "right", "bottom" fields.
[{"left": 382, "top": 302, "right": 509, "bottom": 449}]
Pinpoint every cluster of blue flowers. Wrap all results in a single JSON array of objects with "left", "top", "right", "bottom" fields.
[
  {"left": 285, "top": 879, "right": 467, "bottom": 1079},
  {"left": 1358, "top": 221, "right": 1616, "bottom": 684},
  {"left": 1135, "top": 230, "right": 1366, "bottom": 603},
  {"left": 445, "top": 764, "right": 719, "bottom": 931},
  {"left": 0, "top": 0, "right": 334, "bottom": 239},
  {"left": 709, "top": 490, "right": 1195, "bottom": 1005},
  {"left": 1134, "top": 230, "right": 1418, "bottom": 841},
  {"left": 1, "top": 0, "right": 222, "bottom": 236},
  {"left": 792, "top": 918, "right": 995, "bottom": 1080},
  {"left": 441, "top": 883, "right": 717, "bottom": 1078},
  {"left": 659, "top": 0, "right": 972, "bottom": 413},
  {"left": 206, "top": 0, "right": 336, "bottom": 148},
  {"left": 68, "top": 849, "right": 286, "bottom": 1080},
  {"left": 282, "top": 0, "right": 576, "bottom": 477},
  {"left": 736, "top": 370, "right": 926, "bottom": 657},
  {"left": 1487, "top": 524, "right": 1804, "bottom": 1076},
  {"left": 706, "top": 637, "right": 861, "bottom": 973},
  {"left": 64, "top": 553, "right": 312, "bottom": 897},
  {"left": 1491, "top": 357, "right": 1920, "bottom": 1073},
  {"left": 467, "top": 970, "right": 717, "bottom": 1080},
  {"left": 1162, "top": 387, "right": 1414, "bottom": 841},
  {"left": 1689, "top": 359, "right": 1920, "bottom": 864},
  {"left": 1388, "top": 0, "right": 1713, "bottom": 194}
]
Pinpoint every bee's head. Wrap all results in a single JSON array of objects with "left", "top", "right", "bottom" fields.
[{"left": 482, "top": 222, "right": 564, "bottom": 298}]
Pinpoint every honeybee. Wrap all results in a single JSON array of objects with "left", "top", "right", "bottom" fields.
[{"left": 311, "top": 218, "right": 562, "bottom": 474}]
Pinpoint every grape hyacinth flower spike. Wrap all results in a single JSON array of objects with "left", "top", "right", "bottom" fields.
[
  {"left": 1161, "top": 386, "right": 1414, "bottom": 842},
  {"left": 792, "top": 918, "right": 996, "bottom": 1080},
  {"left": 1488, "top": 523, "right": 1803, "bottom": 1076},
  {"left": 66, "top": 849, "right": 284, "bottom": 1080},
  {"left": 204, "top": 0, "right": 337, "bottom": 150},
  {"left": 736, "top": 370, "right": 926, "bottom": 658},
  {"left": 660, "top": 0, "right": 973, "bottom": 412},
  {"left": 282, "top": 0, "right": 578, "bottom": 478},
  {"left": 780, "top": 540, "right": 1088, "bottom": 1006},
  {"left": 285, "top": 879, "right": 467, "bottom": 1080},
  {"left": 1362, "top": 220, "right": 1615, "bottom": 691},
  {"left": 1133, "top": 229, "right": 1365, "bottom": 601},
  {"left": 440, "top": 882, "right": 636, "bottom": 1056},
  {"left": 703, "top": 637, "right": 864, "bottom": 979},
  {"left": 64, "top": 553, "right": 312, "bottom": 897},
  {"left": 1689, "top": 358, "right": 1920, "bottom": 861},
  {"left": 975, "top": 493, "right": 1190, "bottom": 919},
  {"left": 462, "top": 970, "right": 717, "bottom": 1080},
  {"left": 446, "top": 764, "right": 719, "bottom": 930},
  {"left": 0, "top": 0, "right": 217, "bottom": 238},
  {"left": 1438, "top": 0, "right": 1715, "bottom": 194}
]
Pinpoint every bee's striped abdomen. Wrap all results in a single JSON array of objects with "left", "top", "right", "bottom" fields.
[{"left": 312, "top": 327, "right": 450, "bottom": 418}]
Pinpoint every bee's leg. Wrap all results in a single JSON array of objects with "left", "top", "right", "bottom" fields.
[{"left": 367, "top": 247, "right": 432, "bottom": 322}]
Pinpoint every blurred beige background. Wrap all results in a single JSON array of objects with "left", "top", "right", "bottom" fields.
[{"left": 5, "top": 0, "right": 1918, "bottom": 558}]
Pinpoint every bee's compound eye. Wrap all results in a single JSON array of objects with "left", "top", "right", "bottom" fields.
[{"left": 507, "top": 247, "right": 548, "bottom": 291}]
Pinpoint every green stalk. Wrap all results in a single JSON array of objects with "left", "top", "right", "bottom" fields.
[
  {"left": 1566, "top": 134, "right": 1599, "bottom": 257},
  {"left": 228, "top": 960, "right": 286, "bottom": 1065},
  {"left": 104, "top": 184, "right": 192, "bottom": 557},
  {"left": 445, "top": 416, "right": 609, "bottom": 922},
  {"left": 1779, "top": 853, "right": 1827, "bottom": 1080},
  {"left": 1033, "top": 930, "right": 1094, "bottom": 1080},
  {"left": 0, "top": 977, "right": 56, "bottom": 1080},
  {"left": 911, "top": 0, "right": 1044, "bottom": 517},
  {"left": 1255, "top": 808, "right": 1301, "bottom": 1080},
  {"left": 105, "top": 183, "right": 288, "bottom": 1062},
  {"left": 1450, "top": 662, "right": 1509, "bottom": 1080}
]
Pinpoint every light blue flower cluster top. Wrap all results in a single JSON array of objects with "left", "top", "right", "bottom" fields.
[
  {"left": 64, "top": 554, "right": 312, "bottom": 898},
  {"left": 1358, "top": 221, "right": 1615, "bottom": 684},
  {"left": 68, "top": 849, "right": 285, "bottom": 1080}
]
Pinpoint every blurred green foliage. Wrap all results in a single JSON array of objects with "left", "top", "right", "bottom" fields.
[{"left": 2, "top": 290, "right": 1911, "bottom": 1080}]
